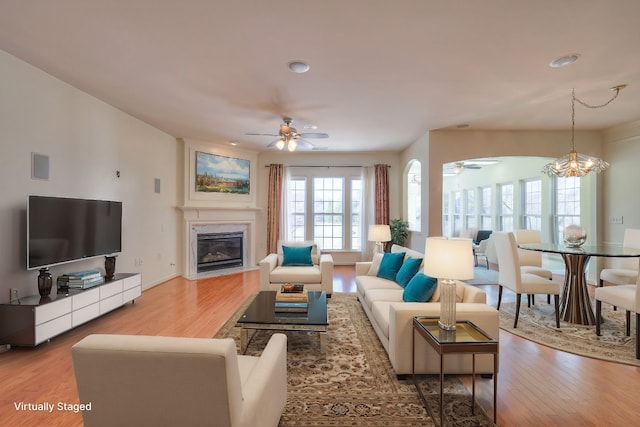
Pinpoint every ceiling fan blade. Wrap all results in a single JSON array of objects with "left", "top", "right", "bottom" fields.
[
  {"left": 299, "top": 132, "right": 329, "bottom": 139},
  {"left": 295, "top": 138, "right": 316, "bottom": 149},
  {"left": 266, "top": 138, "right": 282, "bottom": 148},
  {"left": 245, "top": 132, "right": 278, "bottom": 137}
]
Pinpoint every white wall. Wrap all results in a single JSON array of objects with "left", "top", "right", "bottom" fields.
[
  {"left": 0, "top": 50, "right": 180, "bottom": 302},
  {"left": 602, "top": 120, "right": 640, "bottom": 270}
]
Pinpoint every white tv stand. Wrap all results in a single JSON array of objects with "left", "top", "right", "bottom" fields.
[{"left": 0, "top": 273, "right": 141, "bottom": 347}]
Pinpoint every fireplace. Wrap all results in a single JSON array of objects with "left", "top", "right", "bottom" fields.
[{"left": 196, "top": 232, "right": 244, "bottom": 273}]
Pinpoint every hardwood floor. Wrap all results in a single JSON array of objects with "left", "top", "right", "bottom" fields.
[{"left": 0, "top": 266, "right": 638, "bottom": 426}]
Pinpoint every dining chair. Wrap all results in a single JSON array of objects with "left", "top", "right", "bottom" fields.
[
  {"left": 595, "top": 259, "right": 640, "bottom": 359},
  {"left": 515, "top": 229, "right": 554, "bottom": 307},
  {"left": 493, "top": 232, "right": 561, "bottom": 328},
  {"left": 599, "top": 228, "right": 640, "bottom": 290}
]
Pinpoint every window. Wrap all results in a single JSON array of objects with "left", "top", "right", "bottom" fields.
[
  {"left": 498, "top": 183, "right": 514, "bottom": 231},
  {"left": 286, "top": 178, "right": 306, "bottom": 241},
  {"left": 406, "top": 160, "right": 421, "bottom": 231},
  {"left": 465, "top": 189, "right": 476, "bottom": 230},
  {"left": 453, "top": 191, "right": 462, "bottom": 236},
  {"left": 480, "top": 186, "right": 492, "bottom": 230},
  {"left": 351, "top": 178, "right": 362, "bottom": 250},
  {"left": 285, "top": 168, "right": 362, "bottom": 251},
  {"left": 442, "top": 192, "right": 450, "bottom": 236},
  {"left": 521, "top": 178, "right": 542, "bottom": 230},
  {"left": 554, "top": 176, "right": 580, "bottom": 244}
]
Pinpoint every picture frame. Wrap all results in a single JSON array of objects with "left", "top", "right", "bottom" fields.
[{"left": 195, "top": 151, "right": 250, "bottom": 195}]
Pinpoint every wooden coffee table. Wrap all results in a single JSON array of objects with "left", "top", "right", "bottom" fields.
[{"left": 236, "top": 290, "right": 329, "bottom": 353}]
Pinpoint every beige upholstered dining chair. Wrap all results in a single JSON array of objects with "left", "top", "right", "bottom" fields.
[
  {"left": 515, "top": 229, "right": 554, "bottom": 307},
  {"left": 595, "top": 261, "right": 640, "bottom": 359},
  {"left": 515, "top": 229, "right": 553, "bottom": 280},
  {"left": 599, "top": 228, "right": 640, "bottom": 289},
  {"left": 72, "top": 333, "right": 288, "bottom": 427},
  {"left": 493, "top": 232, "right": 561, "bottom": 328}
]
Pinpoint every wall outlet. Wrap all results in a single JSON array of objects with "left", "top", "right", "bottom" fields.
[
  {"left": 608, "top": 215, "right": 624, "bottom": 224},
  {"left": 9, "top": 288, "right": 19, "bottom": 302}
]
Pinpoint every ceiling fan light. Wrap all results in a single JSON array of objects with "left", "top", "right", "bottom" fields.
[
  {"left": 287, "top": 139, "right": 297, "bottom": 152},
  {"left": 275, "top": 139, "right": 285, "bottom": 150}
]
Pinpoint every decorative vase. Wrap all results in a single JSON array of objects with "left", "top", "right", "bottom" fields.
[
  {"left": 563, "top": 224, "right": 587, "bottom": 247},
  {"left": 105, "top": 256, "right": 117, "bottom": 280},
  {"left": 37, "top": 268, "right": 53, "bottom": 297}
]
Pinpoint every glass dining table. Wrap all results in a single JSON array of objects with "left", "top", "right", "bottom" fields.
[{"left": 518, "top": 243, "right": 640, "bottom": 325}]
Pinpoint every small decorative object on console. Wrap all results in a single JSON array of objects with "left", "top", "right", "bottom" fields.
[
  {"left": 37, "top": 268, "right": 53, "bottom": 297},
  {"left": 105, "top": 255, "right": 117, "bottom": 280}
]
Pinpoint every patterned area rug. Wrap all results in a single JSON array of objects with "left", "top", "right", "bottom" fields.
[
  {"left": 499, "top": 299, "right": 639, "bottom": 366},
  {"left": 215, "top": 292, "right": 494, "bottom": 426}
]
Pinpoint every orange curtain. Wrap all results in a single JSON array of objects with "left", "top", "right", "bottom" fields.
[
  {"left": 374, "top": 164, "right": 390, "bottom": 225},
  {"left": 267, "top": 164, "right": 284, "bottom": 254}
]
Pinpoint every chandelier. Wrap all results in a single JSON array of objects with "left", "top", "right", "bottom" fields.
[{"left": 543, "top": 85, "right": 626, "bottom": 177}]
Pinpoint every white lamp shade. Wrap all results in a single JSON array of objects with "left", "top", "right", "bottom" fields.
[
  {"left": 424, "top": 237, "right": 474, "bottom": 280},
  {"left": 368, "top": 224, "right": 391, "bottom": 242}
]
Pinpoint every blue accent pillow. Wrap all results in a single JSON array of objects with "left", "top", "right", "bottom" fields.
[
  {"left": 281, "top": 245, "right": 313, "bottom": 266},
  {"left": 376, "top": 252, "right": 406, "bottom": 281},
  {"left": 395, "top": 257, "right": 423, "bottom": 288},
  {"left": 402, "top": 273, "right": 438, "bottom": 302}
]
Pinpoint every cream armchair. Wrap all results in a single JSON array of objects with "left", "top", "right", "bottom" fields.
[
  {"left": 72, "top": 333, "right": 288, "bottom": 427},
  {"left": 260, "top": 240, "right": 334, "bottom": 296}
]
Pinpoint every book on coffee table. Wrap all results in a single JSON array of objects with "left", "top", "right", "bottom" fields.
[
  {"left": 280, "top": 283, "right": 305, "bottom": 293},
  {"left": 276, "top": 288, "right": 309, "bottom": 303},
  {"left": 274, "top": 301, "right": 309, "bottom": 313}
]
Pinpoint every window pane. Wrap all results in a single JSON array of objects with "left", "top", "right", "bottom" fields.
[
  {"left": 286, "top": 178, "right": 306, "bottom": 241},
  {"left": 407, "top": 161, "right": 421, "bottom": 231},
  {"left": 351, "top": 178, "right": 362, "bottom": 250},
  {"left": 313, "top": 178, "right": 344, "bottom": 250}
]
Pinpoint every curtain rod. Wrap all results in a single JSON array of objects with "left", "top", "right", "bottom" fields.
[{"left": 264, "top": 164, "right": 390, "bottom": 168}]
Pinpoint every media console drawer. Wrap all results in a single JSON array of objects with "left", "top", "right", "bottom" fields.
[
  {"left": 100, "top": 280, "right": 123, "bottom": 299},
  {"left": 35, "top": 298, "right": 72, "bottom": 325}
]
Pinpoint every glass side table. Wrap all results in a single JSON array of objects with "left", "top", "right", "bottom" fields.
[{"left": 412, "top": 316, "right": 498, "bottom": 426}]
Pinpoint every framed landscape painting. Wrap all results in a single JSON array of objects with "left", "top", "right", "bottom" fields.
[{"left": 195, "top": 151, "right": 250, "bottom": 194}]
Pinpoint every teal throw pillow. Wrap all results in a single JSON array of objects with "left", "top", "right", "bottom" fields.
[
  {"left": 395, "top": 257, "right": 423, "bottom": 288},
  {"left": 281, "top": 245, "right": 313, "bottom": 266},
  {"left": 402, "top": 273, "right": 438, "bottom": 302},
  {"left": 376, "top": 252, "right": 406, "bottom": 281}
]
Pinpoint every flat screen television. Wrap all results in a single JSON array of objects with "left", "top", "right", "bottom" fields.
[{"left": 27, "top": 195, "right": 122, "bottom": 270}]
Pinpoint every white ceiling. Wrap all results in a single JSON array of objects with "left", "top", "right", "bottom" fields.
[{"left": 1, "top": 0, "right": 639, "bottom": 152}]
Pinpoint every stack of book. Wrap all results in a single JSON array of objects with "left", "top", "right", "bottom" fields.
[
  {"left": 275, "top": 284, "right": 308, "bottom": 313},
  {"left": 58, "top": 270, "right": 104, "bottom": 290}
]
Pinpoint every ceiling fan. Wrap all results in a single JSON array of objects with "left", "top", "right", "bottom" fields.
[
  {"left": 443, "top": 160, "right": 497, "bottom": 176},
  {"left": 246, "top": 117, "right": 328, "bottom": 151}
]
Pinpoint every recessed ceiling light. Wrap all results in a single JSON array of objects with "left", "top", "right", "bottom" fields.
[
  {"left": 549, "top": 54, "right": 580, "bottom": 68},
  {"left": 457, "top": 124, "right": 470, "bottom": 129},
  {"left": 288, "top": 60, "right": 310, "bottom": 73},
  {"left": 229, "top": 141, "right": 238, "bottom": 146}
]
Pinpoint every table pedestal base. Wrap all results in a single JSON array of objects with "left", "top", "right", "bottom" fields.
[{"left": 560, "top": 253, "right": 596, "bottom": 325}]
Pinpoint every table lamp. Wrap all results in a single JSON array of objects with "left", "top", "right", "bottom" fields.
[
  {"left": 424, "top": 237, "right": 474, "bottom": 330},
  {"left": 368, "top": 224, "right": 391, "bottom": 255}
]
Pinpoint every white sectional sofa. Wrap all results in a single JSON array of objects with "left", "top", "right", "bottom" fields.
[{"left": 356, "top": 244, "right": 500, "bottom": 376}]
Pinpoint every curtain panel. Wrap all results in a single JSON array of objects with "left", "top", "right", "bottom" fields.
[
  {"left": 374, "top": 164, "right": 390, "bottom": 225},
  {"left": 267, "top": 163, "right": 283, "bottom": 254}
]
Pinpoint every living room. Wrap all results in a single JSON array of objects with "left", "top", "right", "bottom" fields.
[{"left": 1, "top": 2, "right": 640, "bottom": 426}]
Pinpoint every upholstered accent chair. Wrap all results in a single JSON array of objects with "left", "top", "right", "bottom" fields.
[
  {"left": 595, "top": 265, "right": 640, "bottom": 359},
  {"left": 72, "top": 333, "right": 288, "bottom": 427},
  {"left": 259, "top": 240, "right": 334, "bottom": 296},
  {"left": 493, "top": 232, "right": 561, "bottom": 328},
  {"left": 472, "top": 230, "right": 493, "bottom": 268},
  {"left": 515, "top": 229, "right": 554, "bottom": 306}
]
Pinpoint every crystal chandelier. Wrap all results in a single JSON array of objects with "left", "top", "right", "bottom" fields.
[{"left": 543, "top": 85, "right": 626, "bottom": 177}]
